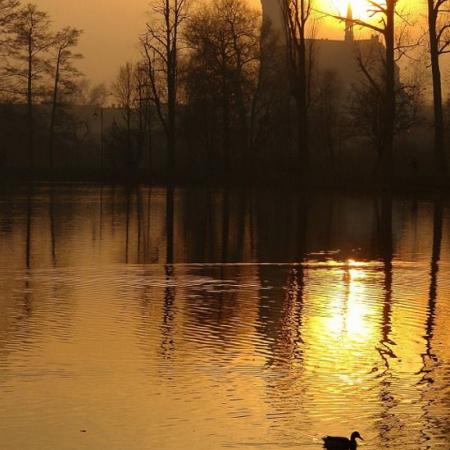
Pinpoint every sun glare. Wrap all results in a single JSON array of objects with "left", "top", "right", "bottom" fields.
[{"left": 324, "top": 0, "right": 374, "bottom": 20}]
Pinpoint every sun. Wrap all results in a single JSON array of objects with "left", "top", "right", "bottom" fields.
[{"left": 323, "top": 0, "right": 374, "bottom": 20}]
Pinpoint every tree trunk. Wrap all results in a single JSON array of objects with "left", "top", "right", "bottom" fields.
[
  {"left": 380, "top": 2, "right": 396, "bottom": 185},
  {"left": 297, "top": 32, "right": 309, "bottom": 175},
  {"left": 48, "top": 51, "right": 61, "bottom": 170},
  {"left": 222, "top": 76, "right": 231, "bottom": 178},
  {"left": 167, "top": 66, "right": 176, "bottom": 183},
  {"left": 27, "top": 36, "right": 34, "bottom": 170},
  {"left": 126, "top": 105, "right": 131, "bottom": 159},
  {"left": 137, "top": 84, "right": 144, "bottom": 164},
  {"left": 167, "top": 102, "right": 176, "bottom": 182},
  {"left": 428, "top": 0, "right": 447, "bottom": 181},
  {"left": 147, "top": 107, "right": 153, "bottom": 173}
]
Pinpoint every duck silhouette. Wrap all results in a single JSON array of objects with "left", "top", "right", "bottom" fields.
[{"left": 322, "top": 431, "right": 363, "bottom": 450}]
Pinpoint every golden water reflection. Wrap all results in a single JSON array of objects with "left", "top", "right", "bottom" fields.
[{"left": 0, "top": 186, "right": 449, "bottom": 449}]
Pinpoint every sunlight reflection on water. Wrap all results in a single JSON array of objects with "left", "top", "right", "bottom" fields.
[{"left": 0, "top": 185, "right": 449, "bottom": 449}]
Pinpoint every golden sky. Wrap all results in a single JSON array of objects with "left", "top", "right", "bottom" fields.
[
  {"left": 321, "top": 0, "right": 419, "bottom": 18},
  {"left": 38, "top": 0, "right": 150, "bottom": 84},
  {"left": 37, "top": 0, "right": 422, "bottom": 85}
]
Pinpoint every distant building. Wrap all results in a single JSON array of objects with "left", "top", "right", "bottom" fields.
[
  {"left": 260, "top": 0, "right": 397, "bottom": 93},
  {"left": 309, "top": 35, "right": 387, "bottom": 92}
]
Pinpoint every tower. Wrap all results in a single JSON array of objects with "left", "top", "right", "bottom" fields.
[
  {"left": 260, "top": 0, "right": 284, "bottom": 32},
  {"left": 345, "top": 2, "right": 354, "bottom": 42}
]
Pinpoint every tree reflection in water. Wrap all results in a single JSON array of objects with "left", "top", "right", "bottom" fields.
[{"left": 0, "top": 185, "right": 450, "bottom": 450}]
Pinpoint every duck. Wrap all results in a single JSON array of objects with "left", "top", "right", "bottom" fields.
[{"left": 322, "top": 431, "right": 363, "bottom": 450}]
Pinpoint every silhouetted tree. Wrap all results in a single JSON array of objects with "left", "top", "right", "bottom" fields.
[
  {"left": 0, "top": 0, "right": 19, "bottom": 52},
  {"left": 141, "top": 0, "right": 190, "bottom": 182},
  {"left": 48, "top": 26, "right": 82, "bottom": 168},
  {"left": 314, "top": 70, "right": 342, "bottom": 173},
  {"left": 0, "top": 1, "right": 19, "bottom": 103},
  {"left": 109, "top": 63, "right": 152, "bottom": 169},
  {"left": 0, "top": 0, "right": 19, "bottom": 60},
  {"left": 0, "top": 0, "right": 17, "bottom": 30},
  {"left": 7, "top": 3, "right": 53, "bottom": 168},
  {"left": 427, "top": 0, "right": 450, "bottom": 180},
  {"left": 112, "top": 63, "right": 134, "bottom": 153},
  {"left": 248, "top": 20, "right": 287, "bottom": 152},
  {"left": 184, "top": 0, "right": 261, "bottom": 175},
  {"left": 348, "top": 61, "right": 420, "bottom": 173},
  {"left": 280, "top": 0, "right": 315, "bottom": 175},
  {"left": 332, "top": 1, "right": 401, "bottom": 184}
]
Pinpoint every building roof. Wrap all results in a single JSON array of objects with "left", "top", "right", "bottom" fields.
[
  {"left": 309, "top": 37, "right": 385, "bottom": 87},
  {"left": 260, "top": 1, "right": 395, "bottom": 89}
]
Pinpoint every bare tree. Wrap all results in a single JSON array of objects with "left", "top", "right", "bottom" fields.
[
  {"left": 427, "top": 0, "right": 450, "bottom": 179},
  {"left": 133, "top": 63, "right": 153, "bottom": 165},
  {"left": 7, "top": 3, "right": 53, "bottom": 168},
  {"left": 112, "top": 62, "right": 134, "bottom": 152},
  {"left": 110, "top": 63, "right": 152, "bottom": 169},
  {"left": 0, "top": 0, "right": 18, "bottom": 51},
  {"left": 0, "top": 0, "right": 19, "bottom": 100},
  {"left": 141, "top": 0, "right": 189, "bottom": 181},
  {"left": 48, "top": 26, "right": 82, "bottom": 168},
  {"left": 249, "top": 19, "right": 291, "bottom": 161},
  {"left": 184, "top": 0, "right": 260, "bottom": 174},
  {"left": 331, "top": 1, "right": 400, "bottom": 183},
  {"left": 315, "top": 70, "right": 341, "bottom": 172},
  {"left": 347, "top": 43, "right": 421, "bottom": 172},
  {"left": 279, "top": 0, "right": 315, "bottom": 174},
  {"left": 0, "top": 0, "right": 18, "bottom": 54}
]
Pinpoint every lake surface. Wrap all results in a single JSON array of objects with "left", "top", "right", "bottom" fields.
[{"left": 0, "top": 184, "right": 450, "bottom": 450}]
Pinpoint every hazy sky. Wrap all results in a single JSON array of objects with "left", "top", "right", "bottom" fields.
[
  {"left": 38, "top": 0, "right": 419, "bottom": 85},
  {"left": 36, "top": 0, "right": 346, "bottom": 84},
  {"left": 38, "top": 0, "right": 150, "bottom": 84}
]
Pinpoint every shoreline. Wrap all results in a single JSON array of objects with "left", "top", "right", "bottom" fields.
[{"left": 1, "top": 168, "right": 450, "bottom": 195}]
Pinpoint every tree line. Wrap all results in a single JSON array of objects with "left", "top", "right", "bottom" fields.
[
  {"left": 0, "top": 0, "right": 110, "bottom": 170},
  {"left": 111, "top": 0, "right": 295, "bottom": 182},
  {"left": 2, "top": 0, "right": 450, "bottom": 187},
  {"left": 109, "top": 0, "right": 450, "bottom": 186}
]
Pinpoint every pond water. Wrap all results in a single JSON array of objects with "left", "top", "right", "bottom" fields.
[{"left": 0, "top": 184, "right": 449, "bottom": 450}]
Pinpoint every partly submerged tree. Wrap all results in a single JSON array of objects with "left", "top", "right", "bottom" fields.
[
  {"left": 48, "top": 26, "right": 82, "bottom": 168},
  {"left": 427, "top": 0, "right": 450, "bottom": 180},
  {"left": 7, "top": 3, "right": 53, "bottom": 167},
  {"left": 112, "top": 63, "right": 134, "bottom": 153},
  {"left": 314, "top": 70, "right": 342, "bottom": 173},
  {"left": 141, "top": 0, "right": 190, "bottom": 181},
  {"left": 248, "top": 19, "right": 291, "bottom": 164},
  {"left": 110, "top": 62, "right": 152, "bottom": 169},
  {"left": 0, "top": 0, "right": 19, "bottom": 101},
  {"left": 331, "top": 1, "right": 401, "bottom": 184},
  {"left": 184, "top": 0, "right": 261, "bottom": 175},
  {"left": 279, "top": 0, "right": 315, "bottom": 175},
  {"left": 347, "top": 45, "right": 423, "bottom": 173}
]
